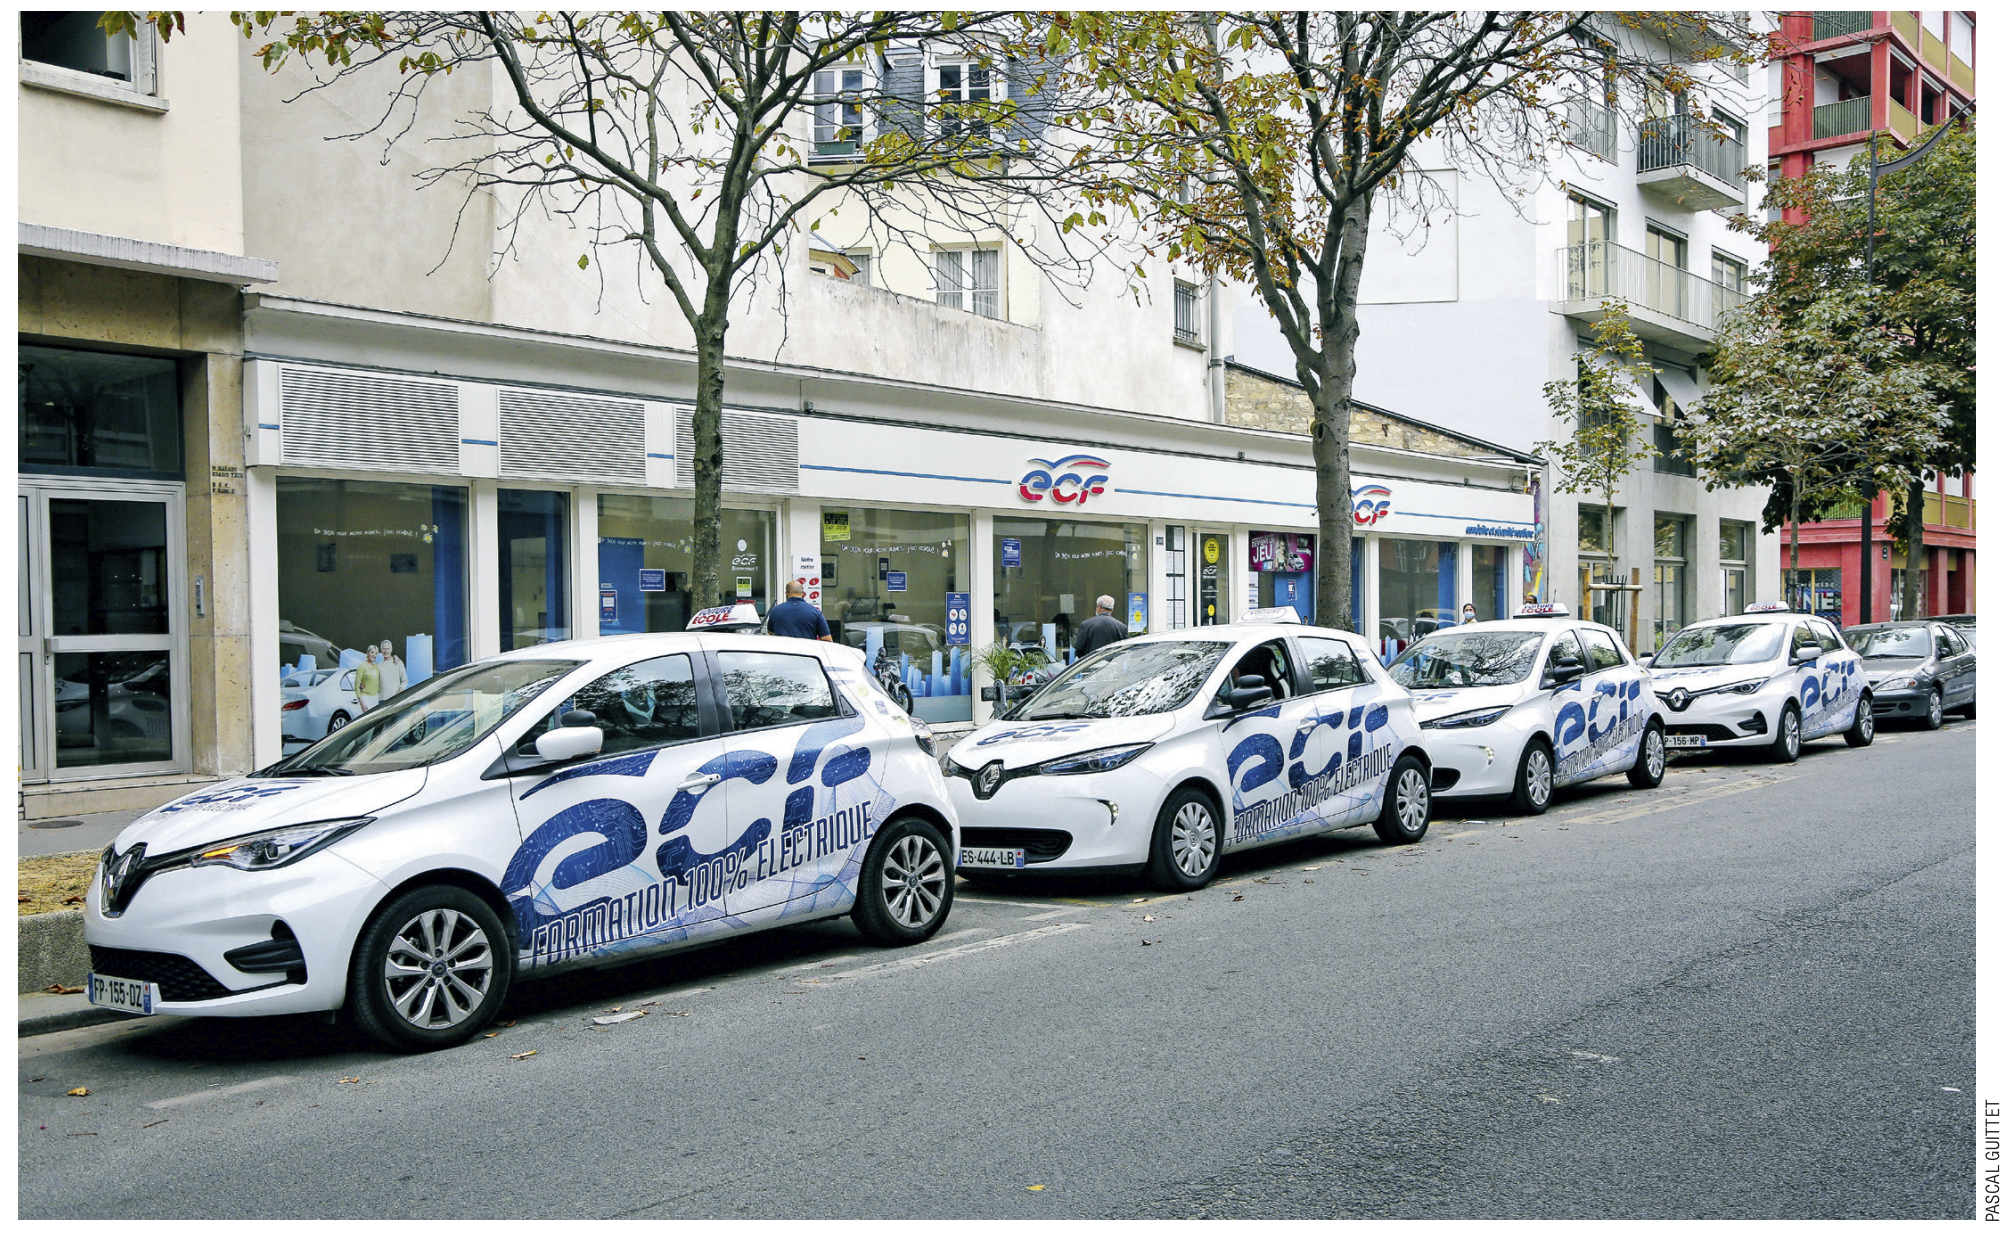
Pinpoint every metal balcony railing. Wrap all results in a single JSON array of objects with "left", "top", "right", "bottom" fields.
[
  {"left": 1558, "top": 240, "right": 1750, "bottom": 334},
  {"left": 1810, "top": 11, "right": 1873, "bottom": 41},
  {"left": 1813, "top": 95, "right": 1873, "bottom": 139},
  {"left": 1565, "top": 95, "right": 1618, "bottom": 163},
  {"left": 1637, "top": 113, "right": 1746, "bottom": 188}
]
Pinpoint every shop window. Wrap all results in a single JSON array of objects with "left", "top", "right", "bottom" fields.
[
  {"left": 597, "top": 496, "right": 771, "bottom": 635},
  {"left": 823, "top": 506, "right": 970, "bottom": 723},
  {"left": 499, "top": 489, "right": 569, "bottom": 651},
  {"left": 934, "top": 247, "right": 1001, "bottom": 318},
  {"left": 1163, "top": 525, "right": 1188, "bottom": 631},
  {"left": 1377, "top": 538, "right": 1457, "bottom": 663},
  {"left": 1250, "top": 531, "right": 1316, "bottom": 621},
  {"left": 19, "top": 345, "right": 182, "bottom": 478},
  {"left": 1470, "top": 544, "right": 1510, "bottom": 622},
  {"left": 1653, "top": 514, "right": 1690, "bottom": 649},
  {"left": 1786, "top": 567, "right": 1843, "bottom": 620},
  {"left": 276, "top": 479, "right": 469, "bottom": 691},
  {"left": 1578, "top": 505, "right": 1623, "bottom": 630},
  {"left": 994, "top": 517, "right": 1146, "bottom": 666}
]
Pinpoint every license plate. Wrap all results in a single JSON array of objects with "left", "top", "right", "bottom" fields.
[
  {"left": 1665, "top": 734, "right": 1707, "bottom": 749},
  {"left": 85, "top": 972, "right": 159, "bottom": 1016},
  {"left": 959, "top": 847, "right": 1027, "bottom": 869}
]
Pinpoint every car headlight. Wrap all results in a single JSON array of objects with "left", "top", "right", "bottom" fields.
[
  {"left": 1420, "top": 706, "right": 1511, "bottom": 730},
  {"left": 1723, "top": 679, "right": 1766, "bottom": 695},
  {"left": 907, "top": 714, "right": 937, "bottom": 759},
  {"left": 1037, "top": 744, "right": 1152, "bottom": 775},
  {"left": 189, "top": 818, "right": 372, "bottom": 871}
]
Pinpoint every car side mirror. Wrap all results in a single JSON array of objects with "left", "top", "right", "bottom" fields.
[
  {"left": 1792, "top": 645, "right": 1820, "bottom": 664},
  {"left": 1225, "top": 674, "right": 1275, "bottom": 712},
  {"left": 1547, "top": 658, "right": 1585, "bottom": 686},
  {"left": 534, "top": 726, "right": 603, "bottom": 763}
]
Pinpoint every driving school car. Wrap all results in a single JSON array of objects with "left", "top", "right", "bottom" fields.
[
  {"left": 84, "top": 629, "right": 958, "bottom": 1051},
  {"left": 1648, "top": 602, "right": 1873, "bottom": 759},
  {"left": 1388, "top": 604, "right": 1667, "bottom": 814},
  {"left": 942, "top": 615, "right": 1433, "bottom": 891}
]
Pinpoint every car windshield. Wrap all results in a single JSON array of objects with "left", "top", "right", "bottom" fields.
[
  {"left": 1387, "top": 630, "right": 1544, "bottom": 688},
  {"left": 1846, "top": 627, "right": 1933, "bottom": 659},
  {"left": 1012, "top": 640, "right": 1229, "bottom": 720},
  {"left": 1651, "top": 623, "right": 1785, "bottom": 668},
  {"left": 255, "top": 659, "right": 580, "bottom": 777}
]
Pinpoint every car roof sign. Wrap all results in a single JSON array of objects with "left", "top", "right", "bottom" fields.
[
  {"left": 1238, "top": 607, "right": 1303, "bottom": 624},
  {"left": 687, "top": 602, "right": 764, "bottom": 632},
  {"left": 1512, "top": 602, "right": 1572, "bottom": 618},
  {"left": 1744, "top": 601, "right": 1795, "bottom": 613}
]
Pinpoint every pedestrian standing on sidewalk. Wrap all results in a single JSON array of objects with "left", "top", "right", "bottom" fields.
[
  {"left": 767, "top": 581, "right": 833, "bottom": 641},
  {"left": 1071, "top": 595, "right": 1127, "bottom": 658},
  {"left": 355, "top": 649, "right": 382, "bottom": 712}
]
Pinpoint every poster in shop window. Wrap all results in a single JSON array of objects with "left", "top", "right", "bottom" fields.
[
  {"left": 1127, "top": 592, "right": 1148, "bottom": 633},
  {"left": 1197, "top": 534, "right": 1221, "bottom": 625},
  {"left": 822, "top": 511, "right": 851, "bottom": 542}
]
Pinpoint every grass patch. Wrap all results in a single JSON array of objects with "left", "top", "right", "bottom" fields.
[{"left": 19, "top": 852, "right": 98, "bottom": 917}]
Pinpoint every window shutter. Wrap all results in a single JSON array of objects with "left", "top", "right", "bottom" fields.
[
  {"left": 1004, "top": 55, "right": 1056, "bottom": 152},
  {"left": 879, "top": 47, "right": 926, "bottom": 144}
]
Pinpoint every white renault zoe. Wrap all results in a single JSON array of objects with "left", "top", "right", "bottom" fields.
[
  {"left": 1388, "top": 604, "right": 1667, "bottom": 814},
  {"left": 84, "top": 631, "right": 958, "bottom": 1051},
  {"left": 1646, "top": 603, "right": 1873, "bottom": 760},
  {"left": 942, "top": 614, "right": 1433, "bottom": 891}
]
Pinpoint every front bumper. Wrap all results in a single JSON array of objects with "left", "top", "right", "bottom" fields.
[
  {"left": 1868, "top": 685, "right": 1928, "bottom": 719},
  {"left": 1418, "top": 731, "right": 1523, "bottom": 798},
  {"left": 942, "top": 769, "right": 1152, "bottom": 874},
  {"left": 84, "top": 848, "right": 389, "bottom": 1018},
  {"left": 1655, "top": 691, "right": 1775, "bottom": 749}
]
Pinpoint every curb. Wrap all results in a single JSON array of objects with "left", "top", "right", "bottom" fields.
[
  {"left": 19, "top": 909, "right": 90, "bottom": 995},
  {"left": 19, "top": 991, "right": 125, "bottom": 1038}
]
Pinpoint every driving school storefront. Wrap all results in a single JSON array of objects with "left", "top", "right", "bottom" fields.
[{"left": 238, "top": 302, "right": 1540, "bottom": 761}]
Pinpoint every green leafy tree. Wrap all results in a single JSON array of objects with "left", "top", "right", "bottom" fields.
[
  {"left": 1038, "top": 11, "right": 1762, "bottom": 630},
  {"left": 1734, "top": 121, "right": 1974, "bottom": 618},
  {"left": 112, "top": 10, "right": 1058, "bottom": 610},
  {"left": 1532, "top": 302, "right": 1660, "bottom": 617},
  {"left": 1683, "top": 291, "right": 1949, "bottom": 588}
]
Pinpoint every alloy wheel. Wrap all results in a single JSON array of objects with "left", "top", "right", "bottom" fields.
[
  {"left": 1645, "top": 729, "right": 1666, "bottom": 779},
  {"left": 1784, "top": 712, "right": 1801, "bottom": 758},
  {"left": 1859, "top": 702, "right": 1874, "bottom": 740},
  {"left": 382, "top": 907, "right": 495, "bottom": 1030},
  {"left": 1170, "top": 801, "right": 1217, "bottom": 877},
  {"left": 1394, "top": 766, "right": 1429, "bottom": 835},
  {"left": 1526, "top": 749, "right": 1552, "bottom": 808},
  {"left": 878, "top": 834, "right": 945, "bottom": 928},
  {"left": 1928, "top": 692, "right": 1943, "bottom": 727}
]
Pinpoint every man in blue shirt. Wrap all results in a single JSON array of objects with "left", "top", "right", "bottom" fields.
[{"left": 766, "top": 581, "right": 832, "bottom": 641}]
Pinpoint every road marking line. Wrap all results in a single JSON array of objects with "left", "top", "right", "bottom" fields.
[
  {"left": 779, "top": 955, "right": 861, "bottom": 973},
  {"left": 924, "top": 927, "right": 991, "bottom": 946},
  {"left": 809, "top": 922, "right": 1090, "bottom": 983},
  {"left": 1539, "top": 773, "right": 1803, "bottom": 827},
  {"left": 146, "top": 1074, "right": 296, "bottom": 1109},
  {"left": 1017, "top": 908, "right": 1090, "bottom": 921},
  {"left": 955, "top": 896, "right": 1086, "bottom": 909}
]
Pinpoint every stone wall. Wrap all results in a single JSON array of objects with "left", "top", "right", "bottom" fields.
[{"left": 1224, "top": 364, "right": 1498, "bottom": 459}]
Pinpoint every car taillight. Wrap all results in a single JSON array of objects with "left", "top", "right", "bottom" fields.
[{"left": 281, "top": 699, "right": 308, "bottom": 711}]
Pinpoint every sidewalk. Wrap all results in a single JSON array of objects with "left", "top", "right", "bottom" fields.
[
  {"left": 18, "top": 990, "right": 127, "bottom": 1038},
  {"left": 18, "top": 806, "right": 148, "bottom": 859}
]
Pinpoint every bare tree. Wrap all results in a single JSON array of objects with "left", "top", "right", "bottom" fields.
[{"left": 1040, "top": 11, "right": 1765, "bottom": 629}]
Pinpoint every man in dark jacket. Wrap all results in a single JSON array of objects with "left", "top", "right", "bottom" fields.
[
  {"left": 767, "top": 581, "right": 832, "bottom": 640},
  {"left": 1071, "top": 594, "right": 1127, "bottom": 658}
]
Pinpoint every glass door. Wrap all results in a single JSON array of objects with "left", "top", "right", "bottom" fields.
[{"left": 20, "top": 480, "right": 187, "bottom": 781}]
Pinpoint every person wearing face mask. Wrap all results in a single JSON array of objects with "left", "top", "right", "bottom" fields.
[{"left": 1461, "top": 603, "right": 1478, "bottom": 624}]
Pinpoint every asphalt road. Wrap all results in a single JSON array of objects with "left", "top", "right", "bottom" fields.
[{"left": 20, "top": 719, "right": 1975, "bottom": 1219}]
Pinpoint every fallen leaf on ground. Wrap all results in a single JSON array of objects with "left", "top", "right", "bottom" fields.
[
  {"left": 1232, "top": 894, "right": 1244, "bottom": 902},
  {"left": 593, "top": 1011, "right": 645, "bottom": 1025},
  {"left": 510, "top": 1051, "right": 537, "bottom": 1061},
  {"left": 484, "top": 1032, "right": 498, "bottom": 1038},
  {"left": 1027, "top": 1184, "right": 1045, "bottom": 1191},
  {"left": 638, "top": 1000, "right": 661, "bottom": 1007},
  {"left": 62, "top": 895, "right": 85, "bottom": 905},
  {"left": 498, "top": 1021, "right": 517, "bottom": 1028},
  {"left": 66, "top": 1087, "right": 89, "bottom": 1097},
  {"left": 337, "top": 1077, "right": 360, "bottom": 1084},
  {"left": 45, "top": 984, "right": 83, "bottom": 995},
  {"left": 1131, "top": 898, "right": 1147, "bottom": 904},
  {"left": 1142, "top": 915, "right": 1155, "bottom": 922},
  {"left": 143, "top": 1120, "right": 166, "bottom": 1129},
  {"left": 1304, "top": 879, "right": 1314, "bottom": 884}
]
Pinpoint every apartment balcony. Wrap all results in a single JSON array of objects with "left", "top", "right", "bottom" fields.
[
  {"left": 1809, "top": 12, "right": 1872, "bottom": 42},
  {"left": 1812, "top": 95, "right": 1873, "bottom": 139},
  {"left": 1636, "top": 114, "right": 1746, "bottom": 212},
  {"left": 1556, "top": 240, "right": 1749, "bottom": 351}
]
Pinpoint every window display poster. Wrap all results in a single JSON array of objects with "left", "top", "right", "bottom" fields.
[
  {"left": 823, "top": 511, "right": 851, "bottom": 542},
  {"left": 945, "top": 592, "right": 971, "bottom": 645},
  {"left": 600, "top": 588, "right": 618, "bottom": 622},
  {"left": 1127, "top": 591, "right": 1148, "bottom": 633},
  {"left": 879, "top": 557, "right": 890, "bottom": 580},
  {"left": 1002, "top": 538, "right": 1021, "bottom": 568},
  {"left": 1249, "top": 531, "right": 1315, "bottom": 572},
  {"left": 793, "top": 553, "right": 822, "bottom": 609},
  {"left": 735, "top": 576, "right": 754, "bottom": 599},
  {"left": 638, "top": 568, "right": 666, "bottom": 592},
  {"left": 885, "top": 571, "right": 907, "bottom": 593}
]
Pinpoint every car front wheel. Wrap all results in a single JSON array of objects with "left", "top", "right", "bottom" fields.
[
  {"left": 1771, "top": 704, "right": 1802, "bottom": 763},
  {"left": 852, "top": 816, "right": 953, "bottom": 946},
  {"left": 1922, "top": 688, "right": 1944, "bottom": 730},
  {"left": 1372, "top": 755, "right": 1432, "bottom": 844},
  {"left": 1627, "top": 723, "right": 1666, "bottom": 789},
  {"left": 347, "top": 885, "right": 512, "bottom": 1053},
  {"left": 1511, "top": 741, "right": 1554, "bottom": 815},
  {"left": 1147, "top": 787, "right": 1223, "bottom": 890},
  {"left": 1844, "top": 696, "right": 1875, "bottom": 747},
  {"left": 326, "top": 711, "right": 351, "bottom": 734}
]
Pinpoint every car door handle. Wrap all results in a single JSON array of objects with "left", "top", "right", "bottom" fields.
[
  {"left": 1296, "top": 719, "right": 1320, "bottom": 733},
  {"left": 676, "top": 773, "right": 722, "bottom": 792}
]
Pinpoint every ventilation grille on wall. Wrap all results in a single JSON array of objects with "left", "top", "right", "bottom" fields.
[
  {"left": 278, "top": 367, "right": 460, "bottom": 473},
  {"left": 675, "top": 408, "right": 799, "bottom": 494},
  {"left": 499, "top": 388, "right": 644, "bottom": 483}
]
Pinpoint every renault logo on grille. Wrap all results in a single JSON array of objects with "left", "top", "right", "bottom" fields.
[
  {"left": 974, "top": 762, "right": 1004, "bottom": 800},
  {"left": 101, "top": 843, "right": 147, "bottom": 916},
  {"left": 1666, "top": 688, "right": 1692, "bottom": 711}
]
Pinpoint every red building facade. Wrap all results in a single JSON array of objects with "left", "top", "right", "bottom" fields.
[{"left": 1769, "top": 11, "right": 1975, "bottom": 625}]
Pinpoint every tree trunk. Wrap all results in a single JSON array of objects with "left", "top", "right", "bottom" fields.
[
  {"left": 1787, "top": 472, "right": 1801, "bottom": 604},
  {"left": 1310, "top": 194, "right": 1372, "bottom": 632},
  {"left": 689, "top": 278, "right": 732, "bottom": 611},
  {"left": 1902, "top": 474, "right": 1926, "bottom": 619}
]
